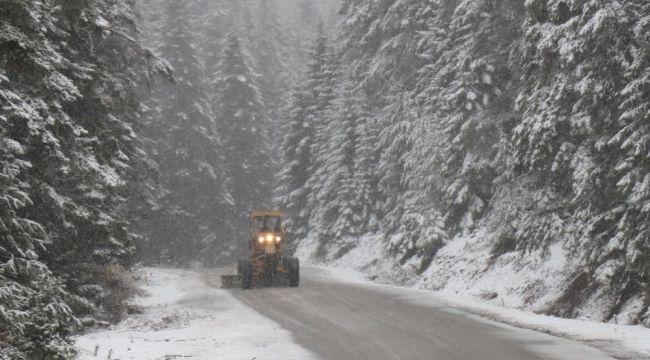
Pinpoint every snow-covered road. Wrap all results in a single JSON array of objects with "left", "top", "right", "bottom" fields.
[{"left": 76, "top": 267, "right": 648, "bottom": 360}]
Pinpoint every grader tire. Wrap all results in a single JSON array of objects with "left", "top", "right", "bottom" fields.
[
  {"left": 238, "top": 258, "right": 253, "bottom": 289},
  {"left": 287, "top": 257, "right": 299, "bottom": 287}
]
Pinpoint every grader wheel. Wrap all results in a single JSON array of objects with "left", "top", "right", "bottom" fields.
[{"left": 238, "top": 258, "right": 253, "bottom": 289}]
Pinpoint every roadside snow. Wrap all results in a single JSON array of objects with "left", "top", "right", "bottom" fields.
[
  {"left": 409, "top": 291, "right": 650, "bottom": 360},
  {"left": 298, "top": 235, "right": 650, "bottom": 359},
  {"left": 307, "top": 265, "right": 371, "bottom": 285},
  {"left": 75, "top": 268, "right": 315, "bottom": 360}
]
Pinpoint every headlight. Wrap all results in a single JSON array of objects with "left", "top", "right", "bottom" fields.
[
  {"left": 275, "top": 236, "right": 281, "bottom": 243},
  {"left": 266, "top": 234, "right": 274, "bottom": 242},
  {"left": 258, "top": 236, "right": 265, "bottom": 244}
]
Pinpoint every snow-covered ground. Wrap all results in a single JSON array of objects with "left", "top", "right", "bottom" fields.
[
  {"left": 300, "top": 237, "right": 650, "bottom": 360},
  {"left": 75, "top": 268, "right": 315, "bottom": 360},
  {"left": 74, "top": 264, "right": 650, "bottom": 360}
]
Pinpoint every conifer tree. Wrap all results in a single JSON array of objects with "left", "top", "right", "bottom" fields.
[
  {"left": 40, "top": 0, "right": 157, "bottom": 320},
  {"left": 278, "top": 24, "right": 338, "bottom": 245},
  {"left": 350, "top": 91, "right": 381, "bottom": 234},
  {"left": 303, "top": 26, "right": 340, "bottom": 244},
  {"left": 338, "top": 0, "right": 426, "bottom": 97},
  {"left": 0, "top": 120, "right": 78, "bottom": 360},
  {"left": 197, "top": 0, "right": 229, "bottom": 77},
  {"left": 1, "top": 0, "right": 166, "bottom": 323},
  {"left": 213, "top": 33, "right": 272, "bottom": 249},
  {"left": 595, "top": 0, "right": 650, "bottom": 324},
  {"left": 251, "top": 0, "right": 291, "bottom": 150},
  {"left": 375, "top": 93, "right": 415, "bottom": 236},
  {"left": 2, "top": 0, "right": 170, "bottom": 354},
  {"left": 429, "top": 0, "right": 524, "bottom": 232},
  {"left": 512, "top": 0, "right": 631, "bottom": 253},
  {"left": 140, "top": 0, "right": 230, "bottom": 266},
  {"left": 293, "top": 0, "right": 319, "bottom": 63},
  {"left": 276, "top": 87, "right": 313, "bottom": 243},
  {"left": 0, "top": 4, "right": 81, "bottom": 350},
  {"left": 507, "top": 0, "right": 647, "bottom": 320},
  {"left": 309, "top": 81, "right": 360, "bottom": 256}
]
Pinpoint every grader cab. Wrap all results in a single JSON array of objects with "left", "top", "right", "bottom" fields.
[{"left": 221, "top": 211, "right": 299, "bottom": 289}]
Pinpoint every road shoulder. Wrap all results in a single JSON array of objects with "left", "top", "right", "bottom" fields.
[{"left": 75, "top": 268, "right": 315, "bottom": 360}]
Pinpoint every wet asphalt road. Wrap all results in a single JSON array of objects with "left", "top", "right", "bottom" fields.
[{"left": 218, "top": 267, "right": 614, "bottom": 360}]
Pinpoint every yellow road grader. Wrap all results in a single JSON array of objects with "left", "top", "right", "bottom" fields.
[{"left": 221, "top": 210, "right": 299, "bottom": 289}]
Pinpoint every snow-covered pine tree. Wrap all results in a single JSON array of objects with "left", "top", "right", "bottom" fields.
[
  {"left": 337, "top": 0, "right": 426, "bottom": 97},
  {"left": 196, "top": 0, "right": 228, "bottom": 78},
  {"left": 424, "top": 0, "right": 525, "bottom": 233},
  {"left": 0, "top": 0, "right": 161, "bottom": 324},
  {"left": 296, "top": 0, "right": 320, "bottom": 57},
  {"left": 251, "top": 0, "right": 291, "bottom": 152},
  {"left": 232, "top": 2, "right": 258, "bottom": 56},
  {"left": 374, "top": 91, "right": 447, "bottom": 272},
  {"left": 511, "top": 0, "right": 646, "bottom": 321},
  {"left": 40, "top": 0, "right": 155, "bottom": 321},
  {"left": 276, "top": 24, "right": 326, "bottom": 244},
  {"left": 512, "top": 0, "right": 627, "bottom": 247},
  {"left": 376, "top": 92, "right": 415, "bottom": 241},
  {"left": 276, "top": 86, "right": 312, "bottom": 245},
  {"left": 309, "top": 81, "right": 361, "bottom": 258},
  {"left": 598, "top": 0, "right": 650, "bottom": 325},
  {"left": 514, "top": 0, "right": 627, "bottom": 185},
  {"left": 336, "top": 0, "right": 448, "bottom": 250},
  {"left": 278, "top": 0, "right": 319, "bottom": 77},
  {"left": 2, "top": 0, "right": 168, "bottom": 352},
  {"left": 213, "top": 33, "right": 272, "bottom": 251},
  {"left": 0, "top": 100, "right": 78, "bottom": 360},
  {"left": 387, "top": 191, "right": 448, "bottom": 275},
  {"left": 351, "top": 91, "right": 381, "bottom": 235},
  {"left": 302, "top": 25, "right": 341, "bottom": 248},
  {"left": 140, "top": 0, "right": 231, "bottom": 266},
  {"left": 277, "top": 24, "right": 334, "bottom": 243},
  {"left": 405, "top": 0, "right": 459, "bottom": 235}
]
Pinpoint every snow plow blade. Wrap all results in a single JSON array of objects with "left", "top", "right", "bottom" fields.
[{"left": 220, "top": 274, "right": 241, "bottom": 288}]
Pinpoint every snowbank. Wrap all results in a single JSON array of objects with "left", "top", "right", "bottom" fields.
[{"left": 75, "top": 268, "right": 315, "bottom": 360}]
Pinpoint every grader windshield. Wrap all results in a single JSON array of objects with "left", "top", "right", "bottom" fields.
[
  {"left": 251, "top": 211, "right": 284, "bottom": 248},
  {"left": 253, "top": 216, "right": 281, "bottom": 233}
]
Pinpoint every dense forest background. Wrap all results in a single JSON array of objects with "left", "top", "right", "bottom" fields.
[
  {"left": 134, "top": 0, "right": 338, "bottom": 266},
  {"left": 1, "top": 0, "right": 649, "bottom": 358},
  {"left": 281, "top": 0, "right": 650, "bottom": 330}
]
